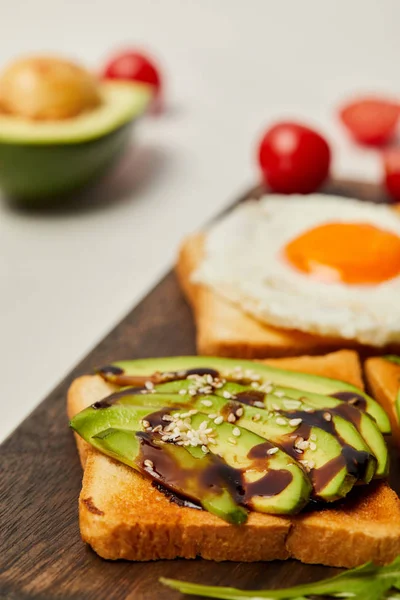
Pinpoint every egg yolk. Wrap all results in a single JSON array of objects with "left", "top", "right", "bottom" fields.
[{"left": 284, "top": 222, "right": 400, "bottom": 284}]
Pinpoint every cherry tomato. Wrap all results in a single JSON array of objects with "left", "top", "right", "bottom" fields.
[
  {"left": 103, "top": 50, "right": 162, "bottom": 96},
  {"left": 339, "top": 98, "right": 400, "bottom": 146},
  {"left": 383, "top": 149, "right": 400, "bottom": 203},
  {"left": 258, "top": 122, "right": 331, "bottom": 194}
]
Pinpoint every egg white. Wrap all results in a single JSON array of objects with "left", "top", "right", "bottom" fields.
[{"left": 193, "top": 195, "right": 400, "bottom": 346}]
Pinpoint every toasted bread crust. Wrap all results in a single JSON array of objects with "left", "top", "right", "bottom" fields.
[
  {"left": 365, "top": 358, "right": 400, "bottom": 444},
  {"left": 68, "top": 351, "right": 400, "bottom": 566},
  {"left": 176, "top": 233, "right": 400, "bottom": 358}
]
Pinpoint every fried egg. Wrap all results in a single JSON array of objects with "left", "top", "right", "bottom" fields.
[{"left": 193, "top": 195, "right": 400, "bottom": 346}]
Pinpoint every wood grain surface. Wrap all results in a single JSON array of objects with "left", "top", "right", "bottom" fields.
[{"left": 0, "top": 179, "right": 396, "bottom": 600}]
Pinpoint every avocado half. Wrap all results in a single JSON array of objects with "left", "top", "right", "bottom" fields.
[{"left": 0, "top": 81, "right": 151, "bottom": 205}]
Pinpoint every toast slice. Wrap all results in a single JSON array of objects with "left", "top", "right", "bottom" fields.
[
  {"left": 176, "top": 233, "right": 400, "bottom": 358},
  {"left": 68, "top": 350, "right": 400, "bottom": 567},
  {"left": 365, "top": 357, "right": 400, "bottom": 444}
]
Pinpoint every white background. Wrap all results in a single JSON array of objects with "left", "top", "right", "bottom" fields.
[{"left": 1, "top": 0, "right": 399, "bottom": 441}]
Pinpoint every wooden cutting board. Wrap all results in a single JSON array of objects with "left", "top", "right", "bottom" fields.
[{"left": 0, "top": 179, "right": 396, "bottom": 600}]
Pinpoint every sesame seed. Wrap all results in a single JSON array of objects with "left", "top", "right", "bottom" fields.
[
  {"left": 227, "top": 413, "right": 236, "bottom": 423},
  {"left": 144, "top": 460, "right": 154, "bottom": 469},
  {"left": 228, "top": 437, "right": 237, "bottom": 445},
  {"left": 251, "top": 381, "right": 260, "bottom": 389},
  {"left": 267, "top": 447, "right": 279, "bottom": 455},
  {"left": 199, "top": 420, "right": 209, "bottom": 431},
  {"left": 272, "top": 403, "right": 280, "bottom": 411},
  {"left": 289, "top": 418, "right": 302, "bottom": 427},
  {"left": 204, "top": 427, "right": 214, "bottom": 435},
  {"left": 223, "top": 391, "right": 232, "bottom": 399},
  {"left": 179, "top": 389, "right": 187, "bottom": 396},
  {"left": 310, "top": 434, "right": 317, "bottom": 441},
  {"left": 254, "top": 401, "right": 265, "bottom": 408},
  {"left": 208, "top": 413, "right": 217, "bottom": 419},
  {"left": 308, "top": 460, "right": 316, "bottom": 469},
  {"left": 252, "top": 413, "right": 261, "bottom": 422},
  {"left": 188, "top": 409, "right": 198, "bottom": 416},
  {"left": 188, "top": 388, "right": 197, "bottom": 396},
  {"left": 299, "top": 459, "right": 308, "bottom": 466},
  {"left": 201, "top": 445, "right": 209, "bottom": 453},
  {"left": 232, "top": 427, "right": 241, "bottom": 437},
  {"left": 153, "top": 425, "right": 162, "bottom": 433},
  {"left": 201, "top": 399, "right": 213, "bottom": 407},
  {"left": 162, "top": 415, "right": 173, "bottom": 422},
  {"left": 309, "top": 442, "right": 317, "bottom": 451},
  {"left": 276, "top": 417, "right": 287, "bottom": 426},
  {"left": 161, "top": 435, "right": 169, "bottom": 441},
  {"left": 214, "top": 416, "right": 224, "bottom": 425},
  {"left": 142, "top": 419, "right": 150, "bottom": 428},
  {"left": 323, "top": 412, "right": 332, "bottom": 422},
  {"left": 274, "top": 391, "right": 284, "bottom": 398},
  {"left": 176, "top": 441, "right": 184, "bottom": 446},
  {"left": 145, "top": 381, "right": 154, "bottom": 390},
  {"left": 236, "top": 407, "right": 244, "bottom": 417},
  {"left": 295, "top": 448, "right": 303, "bottom": 454},
  {"left": 284, "top": 400, "right": 301, "bottom": 409}
]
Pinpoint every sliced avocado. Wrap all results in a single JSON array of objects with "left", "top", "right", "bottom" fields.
[
  {"left": 99, "top": 356, "right": 390, "bottom": 433},
  {"left": 92, "top": 427, "right": 248, "bottom": 525},
  {"left": 81, "top": 387, "right": 350, "bottom": 502},
  {"left": 70, "top": 403, "right": 151, "bottom": 448},
  {"left": 0, "top": 81, "right": 151, "bottom": 203},
  {"left": 72, "top": 399, "right": 311, "bottom": 515},
  {"left": 267, "top": 385, "right": 389, "bottom": 479},
  {"left": 184, "top": 412, "right": 311, "bottom": 514},
  {"left": 204, "top": 379, "right": 385, "bottom": 479}
]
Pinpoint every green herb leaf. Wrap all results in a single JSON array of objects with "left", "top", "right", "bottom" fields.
[{"left": 160, "top": 556, "right": 400, "bottom": 600}]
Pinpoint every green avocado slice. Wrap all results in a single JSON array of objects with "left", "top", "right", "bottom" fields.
[
  {"left": 185, "top": 412, "right": 311, "bottom": 515},
  {"left": 70, "top": 406, "right": 247, "bottom": 525},
  {"left": 79, "top": 387, "right": 363, "bottom": 502},
  {"left": 71, "top": 401, "right": 311, "bottom": 515},
  {"left": 92, "top": 428, "right": 248, "bottom": 525},
  {"left": 266, "top": 385, "right": 389, "bottom": 479},
  {"left": 98, "top": 356, "right": 390, "bottom": 433}
]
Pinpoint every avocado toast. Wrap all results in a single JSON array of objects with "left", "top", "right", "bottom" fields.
[{"left": 68, "top": 350, "right": 400, "bottom": 567}]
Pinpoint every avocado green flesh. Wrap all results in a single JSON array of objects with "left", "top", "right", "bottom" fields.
[
  {"left": 0, "top": 82, "right": 151, "bottom": 144},
  {"left": 86, "top": 389, "right": 357, "bottom": 501},
  {"left": 92, "top": 427, "right": 247, "bottom": 525},
  {"left": 70, "top": 404, "right": 151, "bottom": 447},
  {"left": 214, "top": 380, "right": 378, "bottom": 484},
  {"left": 270, "top": 386, "right": 388, "bottom": 478},
  {"left": 186, "top": 413, "right": 311, "bottom": 514},
  {"left": 107, "top": 357, "right": 390, "bottom": 433},
  {"left": 106, "top": 378, "right": 381, "bottom": 485},
  {"left": 71, "top": 400, "right": 311, "bottom": 515}
]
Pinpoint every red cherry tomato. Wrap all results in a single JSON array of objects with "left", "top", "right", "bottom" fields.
[
  {"left": 339, "top": 98, "right": 400, "bottom": 146},
  {"left": 103, "top": 50, "right": 162, "bottom": 96},
  {"left": 383, "top": 149, "right": 400, "bottom": 203},
  {"left": 258, "top": 122, "right": 331, "bottom": 194}
]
